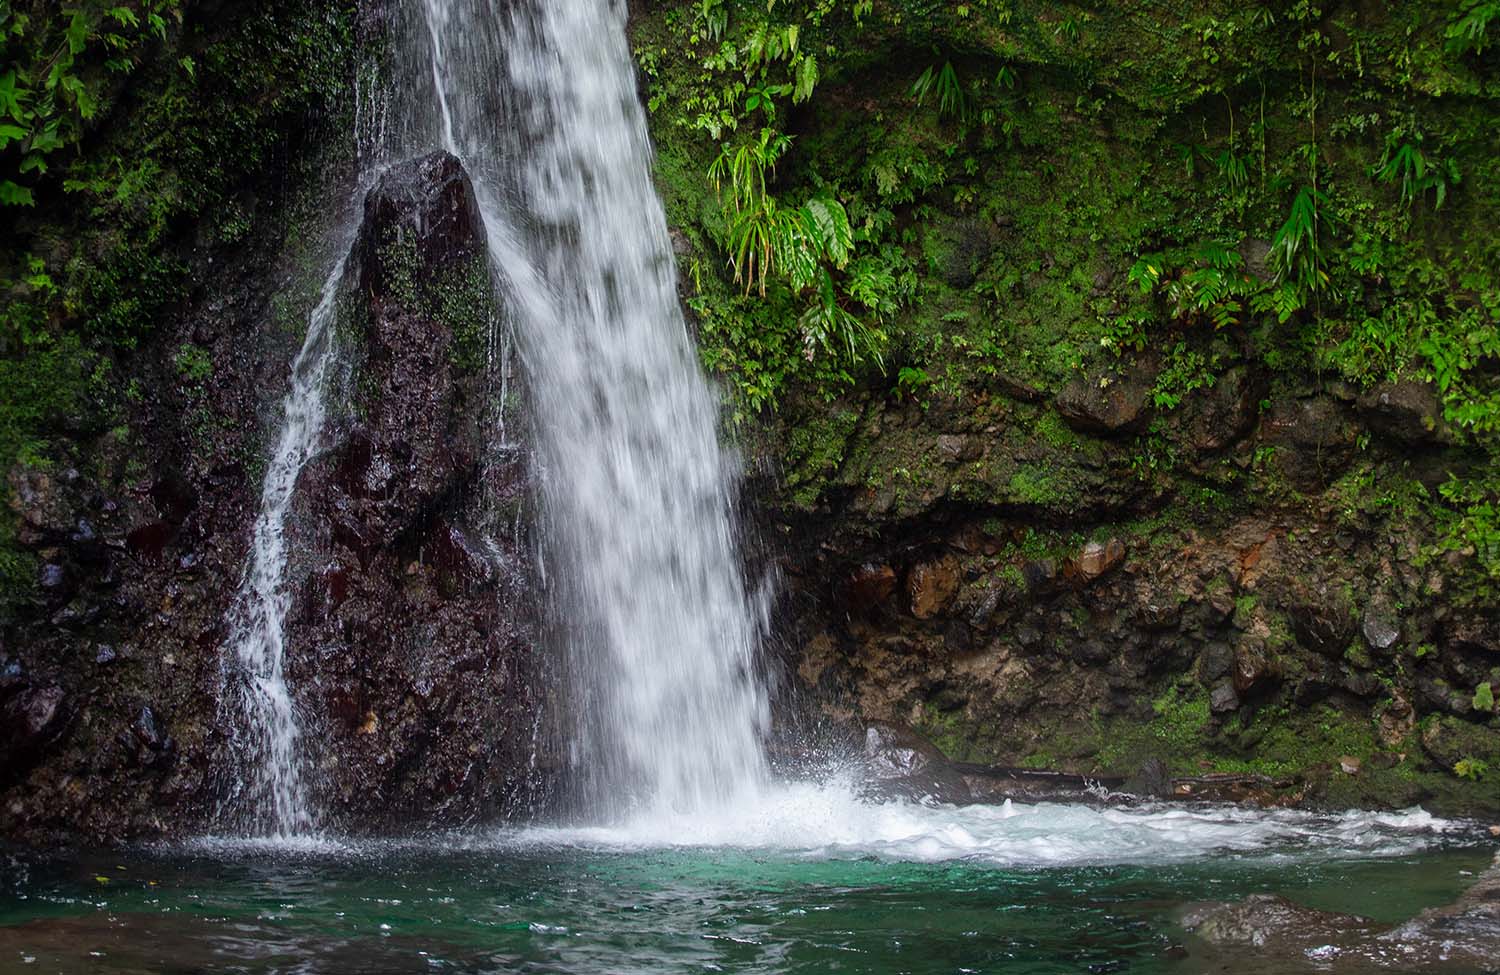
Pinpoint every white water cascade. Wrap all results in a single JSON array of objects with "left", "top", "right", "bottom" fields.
[
  {"left": 221, "top": 253, "right": 347, "bottom": 837},
  {"left": 405, "top": 0, "right": 773, "bottom": 816}
]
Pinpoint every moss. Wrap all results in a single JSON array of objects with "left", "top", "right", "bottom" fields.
[{"left": 782, "top": 405, "right": 862, "bottom": 510}]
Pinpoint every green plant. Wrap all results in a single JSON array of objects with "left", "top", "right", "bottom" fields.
[
  {"left": 911, "top": 61, "right": 965, "bottom": 121},
  {"left": 1, "top": 1, "right": 188, "bottom": 206},
  {"left": 1474, "top": 681, "right": 1496, "bottom": 713},
  {"left": 1373, "top": 139, "right": 1459, "bottom": 211},
  {"left": 1446, "top": 1, "right": 1499, "bottom": 55},
  {"left": 1267, "top": 185, "right": 1328, "bottom": 298},
  {"left": 1454, "top": 757, "right": 1490, "bottom": 781}
]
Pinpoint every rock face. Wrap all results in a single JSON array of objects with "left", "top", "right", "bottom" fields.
[
  {"left": 0, "top": 152, "right": 546, "bottom": 844},
  {"left": 1054, "top": 356, "right": 1157, "bottom": 434},
  {"left": 282, "top": 152, "right": 546, "bottom": 828},
  {"left": 763, "top": 349, "right": 1500, "bottom": 816}
]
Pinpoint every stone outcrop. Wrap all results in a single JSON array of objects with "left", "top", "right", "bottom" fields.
[{"left": 0, "top": 152, "right": 545, "bottom": 845}]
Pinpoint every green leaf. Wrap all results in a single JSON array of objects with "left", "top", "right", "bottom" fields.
[
  {"left": 65, "top": 9, "right": 90, "bottom": 55},
  {"left": 0, "top": 123, "right": 26, "bottom": 148},
  {"left": 0, "top": 180, "right": 36, "bottom": 206}
]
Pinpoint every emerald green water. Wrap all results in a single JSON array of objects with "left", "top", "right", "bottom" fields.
[{"left": 2, "top": 807, "right": 1495, "bottom": 975}]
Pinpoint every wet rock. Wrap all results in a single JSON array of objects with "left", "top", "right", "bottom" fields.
[
  {"left": 1065, "top": 538, "right": 1125, "bottom": 583},
  {"left": 1123, "top": 757, "right": 1174, "bottom": 799},
  {"left": 1021, "top": 559, "right": 1057, "bottom": 591},
  {"left": 1338, "top": 755, "right": 1361, "bottom": 775},
  {"left": 861, "top": 722, "right": 971, "bottom": 802},
  {"left": 125, "top": 521, "right": 174, "bottom": 560},
  {"left": 1055, "top": 356, "right": 1158, "bottom": 435},
  {"left": 907, "top": 555, "right": 960, "bottom": 619},
  {"left": 1184, "top": 855, "right": 1500, "bottom": 970},
  {"left": 358, "top": 151, "right": 487, "bottom": 302},
  {"left": 1288, "top": 584, "right": 1357, "bottom": 657},
  {"left": 844, "top": 563, "right": 897, "bottom": 615},
  {"left": 0, "top": 685, "right": 69, "bottom": 776},
  {"left": 1199, "top": 642, "right": 1234, "bottom": 683},
  {"left": 935, "top": 434, "right": 979, "bottom": 464},
  {"left": 120, "top": 706, "right": 176, "bottom": 768},
  {"left": 1233, "top": 642, "right": 1273, "bottom": 694},
  {"left": 1182, "top": 894, "right": 1381, "bottom": 949},
  {"left": 1209, "top": 680, "right": 1240, "bottom": 714},
  {"left": 1185, "top": 365, "right": 1262, "bottom": 453},
  {"left": 1357, "top": 380, "right": 1446, "bottom": 445},
  {"left": 1361, "top": 603, "right": 1401, "bottom": 651}
]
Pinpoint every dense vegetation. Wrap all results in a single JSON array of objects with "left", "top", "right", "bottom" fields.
[
  {"left": 633, "top": 0, "right": 1500, "bottom": 585},
  {"left": 0, "top": 0, "right": 353, "bottom": 599},
  {"left": 1, "top": 0, "right": 1496, "bottom": 808}
]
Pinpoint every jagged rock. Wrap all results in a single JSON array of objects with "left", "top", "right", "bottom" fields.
[
  {"left": 861, "top": 722, "right": 971, "bottom": 802},
  {"left": 1209, "top": 680, "right": 1240, "bottom": 714},
  {"left": 1233, "top": 641, "right": 1273, "bottom": 694},
  {"left": 1288, "top": 583, "right": 1357, "bottom": 657},
  {"left": 1055, "top": 356, "right": 1158, "bottom": 435},
  {"left": 907, "top": 555, "right": 960, "bottom": 619},
  {"left": 1185, "top": 365, "right": 1262, "bottom": 452},
  {"left": 1, "top": 685, "right": 69, "bottom": 777},
  {"left": 1357, "top": 380, "right": 1446, "bottom": 445},
  {"left": 1066, "top": 538, "right": 1125, "bottom": 583},
  {"left": 120, "top": 706, "right": 175, "bottom": 769},
  {"left": 1362, "top": 603, "right": 1401, "bottom": 651}
]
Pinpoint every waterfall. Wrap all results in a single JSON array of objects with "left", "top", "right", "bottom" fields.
[
  {"left": 220, "top": 254, "right": 347, "bottom": 837},
  {"left": 223, "top": 0, "right": 771, "bottom": 833},
  {"left": 407, "top": 0, "right": 772, "bottom": 814}
]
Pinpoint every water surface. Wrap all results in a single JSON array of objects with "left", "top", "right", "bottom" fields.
[{"left": 4, "top": 799, "right": 1494, "bottom": 974}]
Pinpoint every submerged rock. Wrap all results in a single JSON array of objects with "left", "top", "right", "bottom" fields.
[{"left": 1182, "top": 853, "right": 1500, "bottom": 971}]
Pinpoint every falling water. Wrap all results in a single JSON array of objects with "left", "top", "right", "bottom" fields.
[
  {"left": 221, "top": 60, "right": 388, "bottom": 837},
  {"left": 221, "top": 253, "right": 347, "bottom": 836},
  {"left": 223, "top": 0, "right": 770, "bottom": 833},
  {"left": 404, "top": 0, "right": 772, "bottom": 815}
]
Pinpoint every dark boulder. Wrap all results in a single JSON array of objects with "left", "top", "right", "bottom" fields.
[
  {"left": 1055, "top": 355, "right": 1158, "bottom": 435},
  {"left": 861, "top": 722, "right": 971, "bottom": 802},
  {"left": 1, "top": 685, "right": 70, "bottom": 780},
  {"left": 358, "top": 151, "right": 488, "bottom": 303},
  {"left": 1185, "top": 365, "right": 1263, "bottom": 453},
  {"left": 1266, "top": 396, "right": 1359, "bottom": 490},
  {"left": 1356, "top": 380, "right": 1447, "bottom": 445}
]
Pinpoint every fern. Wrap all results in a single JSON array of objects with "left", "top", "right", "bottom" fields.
[
  {"left": 911, "top": 61, "right": 966, "bottom": 121},
  {"left": 1447, "top": 0, "right": 1499, "bottom": 55}
]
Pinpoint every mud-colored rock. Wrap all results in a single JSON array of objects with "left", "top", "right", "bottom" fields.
[
  {"left": 1054, "top": 356, "right": 1158, "bottom": 435},
  {"left": 1066, "top": 538, "right": 1125, "bottom": 583},
  {"left": 907, "top": 555, "right": 960, "bottom": 619},
  {"left": 844, "top": 563, "right": 897, "bottom": 615}
]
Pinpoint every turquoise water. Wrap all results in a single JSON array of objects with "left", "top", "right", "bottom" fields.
[{"left": 1, "top": 801, "right": 1495, "bottom": 974}]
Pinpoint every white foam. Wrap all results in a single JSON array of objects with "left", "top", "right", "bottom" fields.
[{"left": 486, "top": 781, "right": 1469, "bottom": 867}]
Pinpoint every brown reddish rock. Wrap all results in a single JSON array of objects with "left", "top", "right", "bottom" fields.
[
  {"left": 907, "top": 555, "right": 961, "bottom": 619},
  {"left": 1066, "top": 538, "right": 1126, "bottom": 583}
]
